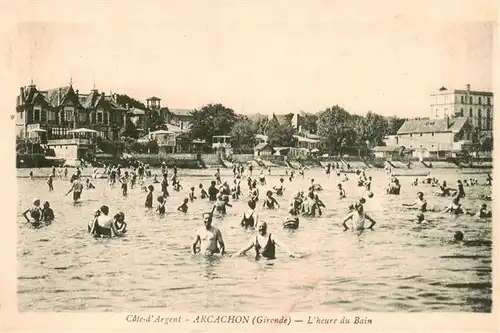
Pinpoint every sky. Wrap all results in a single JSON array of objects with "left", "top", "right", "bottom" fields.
[{"left": 1, "top": 0, "right": 497, "bottom": 118}]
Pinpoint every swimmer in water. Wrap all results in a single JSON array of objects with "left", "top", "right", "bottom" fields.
[
  {"left": 283, "top": 207, "right": 300, "bottom": 229},
  {"left": 114, "top": 212, "right": 127, "bottom": 234},
  {"left": 451, "top": 231, "right": 492, "bottom": 247},
  {"left": 232, "top": 221, "right": 298, "bottom": 259},
  {"left": 213, "top": 194, "right": 232, "bottom": 216},
  {"left": 208, "top": 181, "right": 219, "bottom": 202},
  {"left": 145, "top": 185, "right": 154, "bottom": 208},
  {"left": 415, "top": 212, "right": 429, "bottom": 224},
  {"left": 156, "top": 196, "right": 166, "bottom": 215},
  {"left": 47, "top": 175, "right": 54, "bottom": 191},
  {"left": 273, "top": 178, "right": 285, "bottom": 196},
  {"left": 88, "top": 205, "right": 124, "bottom": 238},
  {"left": 189, "top": 187, "right": 197, "bottom": 202},
  {"left": 42, "top": 201, "right": 54, "bottom": 225},
  {"left": 341, "top": 203, "right": 376, "bottom": 234},
  {"left": 177, "top": 198, "right": 189, "bottom": 213},
  {"left": 22, "top": 198, "right": 43, "bottom": 228},
  {"left": 86, "top": 178, "right": 96, "bottom": 189},
  {"left": 337, "top": 183, "right": 346, "bottom": 199},
  {"left": 403, "top": 192, "right": 428, "bottom": 212},
  {"left": 442, "top": 197, "right": 463, "bottom": 215},
  {"left": 466, "top": 203, "right": 492, "bottom": 218},
  {"left": 262, "top": 190, "right": 279, "bottom": 209},
  {"left": 192, "top": 212, "right": 225, "bottom": 256},
  {"left": 65, "top": 176, "right": 84, "bottom": 203},
  {"left": 241, "top": 200, "right": 258, "bottom": 228},
  {"left": 199, "top": 183, "right": 209, "bottom": 199}
]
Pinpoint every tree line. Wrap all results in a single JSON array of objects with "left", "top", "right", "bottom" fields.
[{"left": 115, "top": 94, "right": 409, "bottom": 154}]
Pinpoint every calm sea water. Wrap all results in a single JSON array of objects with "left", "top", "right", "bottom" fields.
[{"left": 17, "top": 167, "right": 492, "bottom": 312}]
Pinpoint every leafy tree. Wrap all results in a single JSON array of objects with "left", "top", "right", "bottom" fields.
[
  {"left": 230, "top": 116, "right": 257, "bottom": 148},
  {"left": 145, "top": 109, "right": 167, "bottom": 132},
  {"left": 123, "top": 118, "right": 139, "bottom": 139},
  {"left": 253, "top": 117, "right": 270, "bottom": 134},
  {"left": 355, "top": 111, "right": 388, "bottom": 147},
  {"left": 386, "top": 116, "right": 406, "bottom": 135},
  {"left": 115, "top": 94, "right": 146, "bottom": 110},
  {"left": 266, "top": 121, "right": 297, "bottom": 147},
  {"left": 301, "top": 114, "right": 318, "bottom": 133},
  {"left": 317, "top": 105, "right": 357, "bottom": 155},
  {"left": 189, "top": 103, "right": 237, "bottom": 144}
]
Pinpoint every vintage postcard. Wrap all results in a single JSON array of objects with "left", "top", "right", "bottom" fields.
[{"left": 0, "top": 0, "right": 498, "bottom": 332}]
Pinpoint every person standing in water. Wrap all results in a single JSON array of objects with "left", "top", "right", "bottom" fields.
[
  {"left": 47, "top": 175, "right": 54, "bottom": 191},
  {"left": 145, "top": 185, "right": 154, "bottom": 208},
  {"left": 241, "top": 200, "right": 258, "bottom": 228},
  {"left": 22, "top": 198, "right": 43, "bottom": 228},
  {"left": 232, "top": 221, "right": 297, "bottom": 259},
  {"left": 42, "top": 201, "right": 55, "bottom": 225},
  {"left": 192, "top": 212, "right": 225, "bottom": 256},
  {"left": 341, "top": 203, "right": 376, "bottom": 234},
  {"left": 65, "top": 176, "right": 84, "bottom": 203},
  {"left": 403, "top": 192, "right": 428, "bottom": 212}
]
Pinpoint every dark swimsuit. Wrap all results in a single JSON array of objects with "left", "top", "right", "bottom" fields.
[
  {"left": 255, "top": 234, "right": 276, "bottom": 259},
  {"left": 88, "top": 220, "right": 112, "bottom": 237},
  {"left": 241, "top": 211, "right": 255, "bottom": 228}
]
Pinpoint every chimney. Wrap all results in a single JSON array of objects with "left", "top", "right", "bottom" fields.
[
  {"left": 76, "top": 89, "right": 79, "bottom": 97},
  {"left": 466, "top": 84, "right": 470, "bottom": 92},
  {"left": 20, "top": 87, "right": 24, "bottom": 102}
]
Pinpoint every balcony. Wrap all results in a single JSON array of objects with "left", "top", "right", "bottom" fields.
[
  {"left": 47, "top": 138, "right": 93, "bottom": 146},
  {"left": 212, "top": 142, "right": 232, "bottom": 149}
]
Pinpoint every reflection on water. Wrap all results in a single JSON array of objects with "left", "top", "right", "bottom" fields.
[{"left": 17, "top": 168, "right": 492, "bottom": 312}]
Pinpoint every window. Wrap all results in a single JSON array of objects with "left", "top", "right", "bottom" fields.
[
  {"left": 432, "top": 132, "right": 435, "bottom": 136},
  {"left": 97, "top": 112, "right": 103, "bottom": 123},
  {"left": 91, "top": 112, "right": 96, "bottom": 124},
  {"left": 420, "top": 133, "right": 422, "bottom": 137},
  {"left": 41, "top": 110, "right": 47, "bottom": 122},
  {"left": 478, "top": 109, "right": 482, "bottom": 118},
  {"left": 103, "top": 112, "right": 108, "bottom": 125},
  {"left": 487, "top": 97, "right": 491, "bottom": 105},
  {"left": 33, "top": 108, "right": 40, "bottom": 122},
  {"left": 460, "top": 108, "right": 464, "bottom": 117},
  {"left": 478, "top": 97, "right": 482, "bottom": 105},
  {"left": 461, "top": 96, "right": 465, "bottom": 103},
  {"left": 20, "top": 111, "right": 23, "bottom": 119},
  {"left": 469, "top": 97, "right": 473, "bottom": 104},
  {"left": 409, "top": 133, "right": 413, "bottom": 137},
  {"left": 435, "top": 109, "right": 439, "bottom": 117},
  {"left": 469, "top": 108, "right": 473, "bottom": 117},
  {"left": 48, "top": 111, "right": 56, "bottom": 121},
  {"left": 64, "top": 107, "right": 74, "bottom": 121}
]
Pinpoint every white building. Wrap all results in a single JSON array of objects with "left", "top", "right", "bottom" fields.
[{"left": 430, "top": 84, "right": 493, "bottom": 131}]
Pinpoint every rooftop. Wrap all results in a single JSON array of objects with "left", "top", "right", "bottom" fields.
[
  {"left": 168, "top": 108, "right": 194, "bottom": 117},
  {"left": 397, "top": 117, "right": 468, "bottom": 134}
]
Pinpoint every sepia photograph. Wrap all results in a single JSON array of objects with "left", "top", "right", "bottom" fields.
[{"left": 1, "top": 0, "right": 498, "bottom": 332}]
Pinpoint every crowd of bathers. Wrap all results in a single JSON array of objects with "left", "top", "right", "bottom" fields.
[{"left": 22, "top": 161, "right": 492, "bottom": 258}]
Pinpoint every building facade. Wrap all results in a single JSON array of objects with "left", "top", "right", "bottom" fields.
[
  {"left": 164, "top": 108, "right": 194, "bottom": 132},
  {"left": 385, "top": 117, "right": 473, "bottom": 158},
  {"left": 16, "top": 83, "right": 128, "bottom": 142},
  {"left": 430, "top": 84, "right": 493, "bottom": 131}
]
